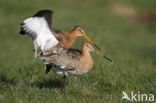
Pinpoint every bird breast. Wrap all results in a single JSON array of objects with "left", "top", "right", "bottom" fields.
[{"left": 68, "top": 56, "right": 94, "bottom": 75}]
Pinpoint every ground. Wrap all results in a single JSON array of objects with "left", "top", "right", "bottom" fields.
[{"left": 0, "top": 0, "right": 156, "bottom": 103}]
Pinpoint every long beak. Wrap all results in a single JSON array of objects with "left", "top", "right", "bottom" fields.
[
  {"left": 93, "top": 48, "right": 112, "bottom": 62},
  {"left": 82, "top": 33, "right": 100, "bottom": 50}
]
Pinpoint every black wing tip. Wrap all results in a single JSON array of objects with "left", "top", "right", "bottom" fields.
[
  {"left": 19, "top": 22, "right": 26, "bottom": 35},
  {"left": 19, "top": 30, "right": 26, "bottom": 34},
  {"left": 33, "top": 9, "right": 54, "bottom": 27},
  {"left": 33, "top": 9, "right": 53, "bottom": 17}
]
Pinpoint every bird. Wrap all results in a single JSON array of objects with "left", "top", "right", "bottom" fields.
[
  {"left": 38, "top": 42, "right": 112, "bottom": 95},
  {"left": 19, "top": 9, "right": 100, "bottom": 74}
]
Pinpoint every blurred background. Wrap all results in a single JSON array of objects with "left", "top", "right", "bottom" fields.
[{"left": 0, "top": 0, "right": 156, "bottom": 102}]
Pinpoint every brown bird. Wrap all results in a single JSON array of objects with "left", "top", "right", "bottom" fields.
[
  {"left": 19, "top": 10, "right": 100, "bottom": 73},
  {"left": 39, "top": 42, "right": 112, "bottom": 95}
]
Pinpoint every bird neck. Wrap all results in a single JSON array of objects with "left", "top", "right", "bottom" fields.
[
  {"left": 81, "top": 47, "right": 93, "bottom": 69},
  {"left": 66, "top": 30, "right": 78, "bottom": 47}
]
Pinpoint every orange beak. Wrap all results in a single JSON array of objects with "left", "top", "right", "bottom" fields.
[
  {"left": 82, "top": 33, "right": 100, "bottom": 50},
  {"left": 92, "top": 48, "right": 112, "bottom": 62}
]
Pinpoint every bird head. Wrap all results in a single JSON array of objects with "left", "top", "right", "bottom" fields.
[
  {"left": 74, "top": 25, "right": 100, "bottom": 50},
  {"left": 83, "top": 42, "right": 112, "bottom": 62}
]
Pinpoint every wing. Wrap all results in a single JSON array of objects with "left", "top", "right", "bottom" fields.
[
  {"left": 20, "top": 10, "right": 59, "bottom": 51},
  {"left": 39, "top": 49, "right": 82, "bottom": 70}
]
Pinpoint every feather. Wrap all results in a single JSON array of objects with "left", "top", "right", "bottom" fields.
[{"left": 22, "top": 17, "right": 59, "bottom": 51}]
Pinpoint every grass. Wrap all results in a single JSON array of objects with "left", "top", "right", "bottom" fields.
[{"left": 0, "top": 0, "right": 156, "bottom": 103}]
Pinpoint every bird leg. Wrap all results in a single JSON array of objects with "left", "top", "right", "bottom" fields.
[{"left": 61, "top": 75, "right": 66, "bottom": 96}]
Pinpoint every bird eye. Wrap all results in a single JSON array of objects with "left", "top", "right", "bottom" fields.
[{"left": 78, "top": 28, "right": 83, "bottom": 33}]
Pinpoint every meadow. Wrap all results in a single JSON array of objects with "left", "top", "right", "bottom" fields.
[{"left": 0, "top": 0, "right": 156, "bottom": 103}]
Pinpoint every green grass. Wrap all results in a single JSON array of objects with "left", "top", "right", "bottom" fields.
[{"left": 0, "top": 0, "right": 156, "bottom": 103}]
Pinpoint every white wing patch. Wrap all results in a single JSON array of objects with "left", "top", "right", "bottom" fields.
[{"left": 23, "top": 17, "right": 59, "bottom": 51}]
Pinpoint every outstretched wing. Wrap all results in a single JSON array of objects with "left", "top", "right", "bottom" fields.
[{"left": 20, "top": 10, "right": 59, "bottom": 51}]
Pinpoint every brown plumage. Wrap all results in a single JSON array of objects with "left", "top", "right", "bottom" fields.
[
  {"left": 39, "top": 42, "right": 112, "bottom": 95},
  {"left": 20, "top": 10, "right": 100, "bottom": 55},
  {"left": 45, "top": 25, "right": 99, "bottom": 54},
  {"left": 39, "top": 42, "right": 112, "bottom": 75},
  {"left": 19, "top": 10, "right": 100, "bottom": 74}
]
